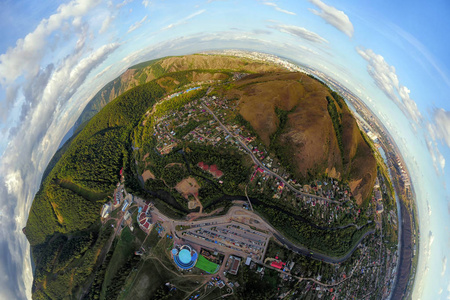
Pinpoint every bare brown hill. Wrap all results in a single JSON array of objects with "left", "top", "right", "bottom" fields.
[
  {"left": 74, "top": 54, "right": 283, "bottom": 129},
  {"left": 225, "top": 72, "right": 376, "bottom": 204}
]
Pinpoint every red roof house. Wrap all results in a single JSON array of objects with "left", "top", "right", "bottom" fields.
[
  {"left": 198, "top": 162, "right": 209, "bottom": 171},
  {"left": 270, "top": 260, "right": 286, "bottom": 269}
]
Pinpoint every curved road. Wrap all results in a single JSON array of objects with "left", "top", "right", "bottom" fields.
[{"left": 201, "top": 102, "right": 340, "bottom": 204}]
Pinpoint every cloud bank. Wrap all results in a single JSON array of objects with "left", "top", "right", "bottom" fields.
[
  {"left": 308, "top": 0, "right": 354, "bottom": 38},
  {"left": 0, "top": 0, "right": 101, "bottom": 86},
  {"left": 270, "top": 23, "right": 328, "bottom": 44},
  {"left": 356, "top": 47, "right": 422, "bottom": 124},
  {"left": 162, "top": 9, "right": 206, "bottom": 31},
  {"left": 433, "top": 108, "right": 450, "bottom": 148},
  {"left": 263, "top": 2, "right": 296, "bottom": 15},
  {"left": 127, "top": 15, "right": 148, "bottom": 33},
  {"left": 0, "top": 1, "right": 120, "bottom": 299}
]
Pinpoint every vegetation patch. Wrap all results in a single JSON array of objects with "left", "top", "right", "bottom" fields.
[{"left": 195, "top": 255, "right": 220, "bottom": 274}]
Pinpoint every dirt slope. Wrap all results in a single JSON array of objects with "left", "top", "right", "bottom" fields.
[{"left": 226, "top": 72, "right": 376, "bottom": 204}]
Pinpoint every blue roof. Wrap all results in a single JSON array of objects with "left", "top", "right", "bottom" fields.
[{"left": 179, "top": 249, "right": 191, "bottom": 264}]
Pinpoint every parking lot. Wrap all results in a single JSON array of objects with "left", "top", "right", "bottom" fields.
[{"left": 179, "top": 221, "right": 270, "bottom": 261}]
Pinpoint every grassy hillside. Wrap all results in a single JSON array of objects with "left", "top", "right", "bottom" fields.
[
  {"left": 221, "top": 72, "right": 377, "bottom": 204},
  {"left": 73, "top": 54, "right": 283, "bottom": 130}
]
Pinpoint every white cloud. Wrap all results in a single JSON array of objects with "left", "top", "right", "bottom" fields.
[
  {"left": 426, "top": 113, "right": 447, "bottom": 175},
  {"left": 99, "top": 14, "right": 115, "bottom": 34},
  {"left": 263, "top": 2, "right": 296, "bottom": 15},
  {"left": 356, "top": 47, "right": 422, "bottom": 124},
  {"left": 0, "top": 0, "right": 101, "bottom": 85},
  {"left": 127, "top": 15, "right": 148, "bottom": 33},
  {"left": 0, "top": 1, "right": 118, "bottom": 297},
  {"left": 162, "top": 9, "right": 206, "bottom": 30},
  {"left": 269, "top": 24, "right": 328, "bottom": 44},
  {"left": 442, "top": 257, "right": 447, "bottom": 276},
  {"left": 425, "top": 136, "right": 445, "bottom": 175},
  {"left": 0, "top": 41, "right": 118, "bottom": 299},
  {"left": 117, "top": 0, "right": 133, "bottom": 8},
  {"left": 142, "top": 0, "right": 149, "bottom": 7},
  {"left": 433, "top": 108, "right": 450, "bottom": 148},
  {"left": 308, "top": 0, "right": 353, "bottom": 38}
]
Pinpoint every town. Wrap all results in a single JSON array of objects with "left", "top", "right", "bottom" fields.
[{"left": 98, "top": 80, "right": 401, "bottom": 299}]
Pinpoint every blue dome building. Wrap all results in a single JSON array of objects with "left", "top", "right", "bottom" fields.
[{"left": 171, "top": 245, "right": 198, "bottom": 270}]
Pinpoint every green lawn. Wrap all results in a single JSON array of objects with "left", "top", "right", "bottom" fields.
[{"left": 195, "top": 255, "right": 219, "bottom": 274}]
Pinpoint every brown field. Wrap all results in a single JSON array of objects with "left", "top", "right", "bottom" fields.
[
  {"left": 158, "top": 55, "right": 283, "bottom": 74},
  {"left": 176, "top": 177, "right": 202, "bottom": 211},
  {"left": 224, "top": 72, "right": 376, "bottom": 204},
  {"left": 175, "top": 177, "right": 200, "bottom": 198},
  {"left": 141, "top": 170, "right": 155, "bottom": 181},
  {"left": 192, "top": 71, "right": 229, "bottom": 82}
]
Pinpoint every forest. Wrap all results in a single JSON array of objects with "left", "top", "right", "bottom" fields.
[
  {"left": 26, "top": 78, "right": 168, "bottom": 299},
  {"left": 255, "top": 204, "right": 374, "bottom": 257}
]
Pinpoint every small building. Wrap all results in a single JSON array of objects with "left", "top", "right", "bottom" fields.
[
  {"left": 138, "top": 209, "right": 152, "bottom": 232},
  {"left": 101, "top": 203, "right": 111, "bottom": 218},
  {"left": 375, "top": 190, "right": 382, "bottom": 202},
  {"left": 122, "top": 200, "right": 129, "bottom": 212},
  {"left": 376, "top": 202, "right": 384, "bottom": 214},
  {"left": 171, "top": 245, "right": 198, "bottom": 270},
  {"left": 245, "top": 257, "right": 252, "bottom": 266},
  {"left": 270, "top": 260, "right": 286, "bottom": 270},
  {"left": 288, "top": 261, "right": 295, "bottom": 271},
  {"left": 228, "top": 256, "right": 241, "bottom": 275},
  {"left": 374, "top": 177, "right": 380, "bottom": 189}
]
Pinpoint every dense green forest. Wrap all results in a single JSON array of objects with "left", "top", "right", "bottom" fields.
[
  {"left": 26, "top": 77, "right": 167, "bottom": 299},
  {"left": 255, "top": 204, "right": 374, "bottom": 257}
]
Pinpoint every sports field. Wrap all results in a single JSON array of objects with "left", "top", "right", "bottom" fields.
[{"left": 195, "top": 255, "right": 219, "bottom": 274}]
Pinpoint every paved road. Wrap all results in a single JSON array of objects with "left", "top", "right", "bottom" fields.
[{"left": 201, "top": 102, "right": 340, "bottom": 204}]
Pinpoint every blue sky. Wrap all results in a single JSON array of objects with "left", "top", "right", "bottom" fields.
[{"left": 0, "top": 0, "right": 449, "bottom": 299}]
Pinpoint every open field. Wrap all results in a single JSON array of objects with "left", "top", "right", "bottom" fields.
[
  {"left": 101, "top": 227, "right": 138, "bottom": 298},
  {"left": 141, "top": 169, "right": 155, "bottom": 181},
  {"left": 175, "top": 176, "right": 200, "bottom": 198},
  {"left": 122, "top": 233, "right": 207, "bottom": 300}
]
